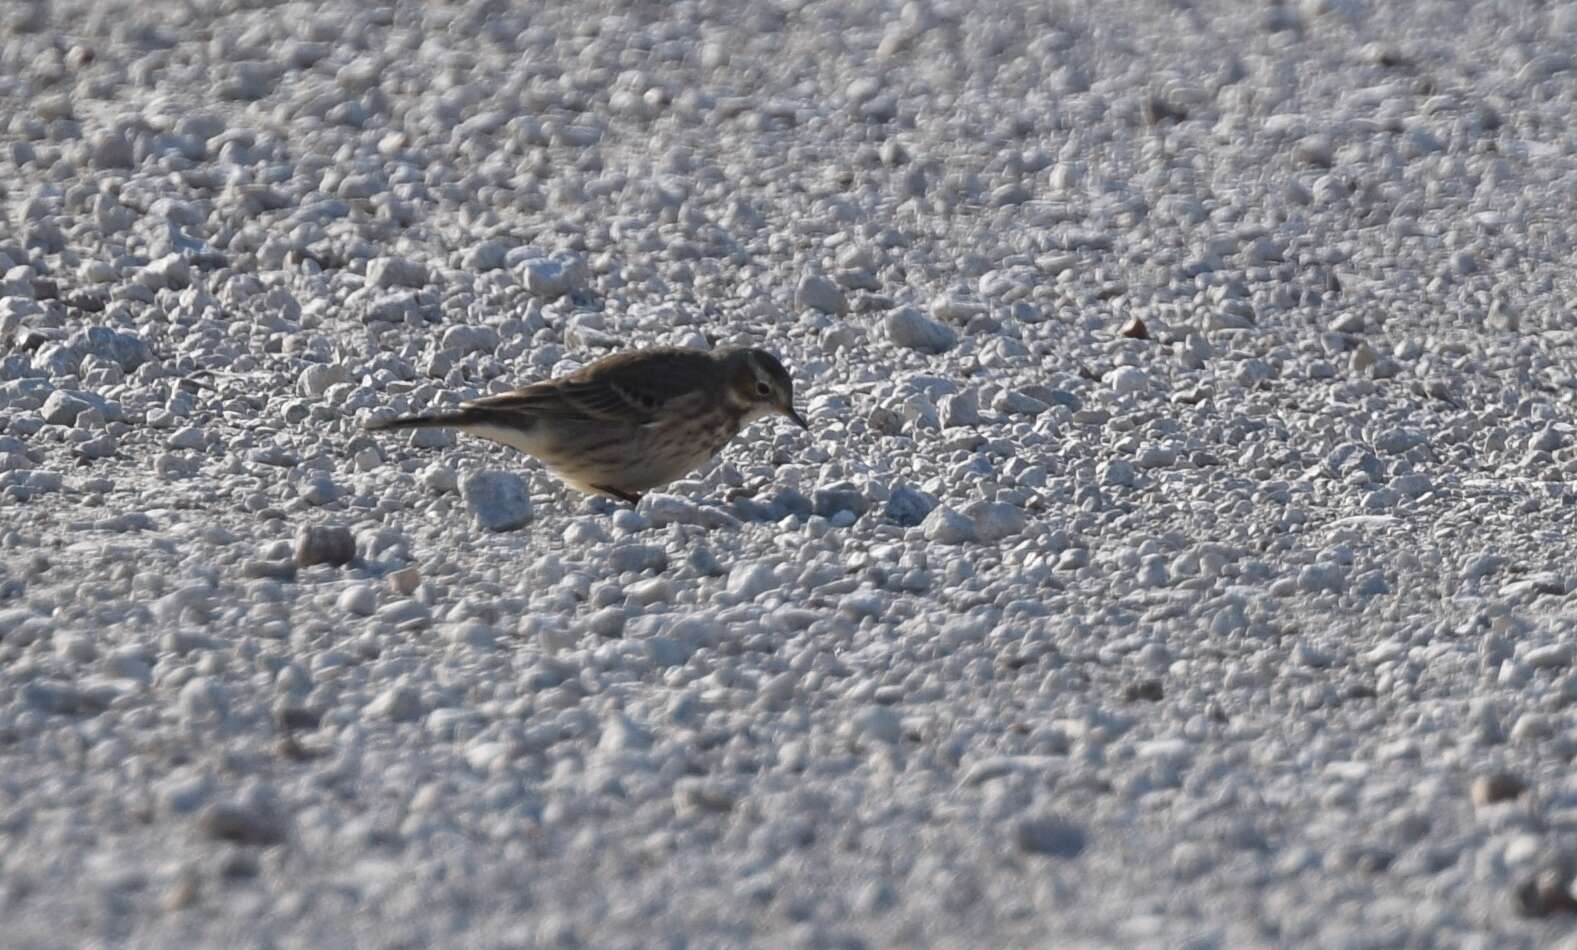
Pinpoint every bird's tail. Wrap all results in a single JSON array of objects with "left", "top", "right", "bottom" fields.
[{"left": 364, "top": 411, "right": 473, "bottom": 432}]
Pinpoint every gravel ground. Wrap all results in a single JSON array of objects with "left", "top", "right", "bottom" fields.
[{"left": 5, "top": 0, "right": 1577, "bottom": 946}]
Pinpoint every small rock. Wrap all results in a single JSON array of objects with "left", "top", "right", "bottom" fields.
[
  {"left": 965, "top": 501, "right": 1026, "bottom": 542},
  {"left": 885, "top": 487, "right": 936, "bottom": 526},
  {"left": 796, "top": 274, "right": 848, "bottom": 315},
  {"left": 1138, "top": 556, "right": 1170, "bottom": 588},
  {"left": 440, "top": 325, "right": 500, "bottom": 356},
  {"left": 388, "top": 567, "right": 421, "bottom": 595},
  {"left": 40, "top": 391, "right": 91, "bottom": 425},
  {"left": 1462, "top": 552, "right": 1506, "bottom": 582},
  {"left": 1374, "top": 427, "right": 1424, "bottom": 455},
  {"left": 1472, "top": 772, "right": 1528, "bottom": 807},
  {"left": 178, "top": 677, "right": 230, "bottom": 721},
  {"left": 608, "top": 544, "right": 667, "bottom": 573},
  {"left": 1121, "top": 679, "right": 1165, "bottom": 702},
  {"left": 940, "top": 392, "right": 980, "bottom": 428},
  {"left": 727, "top": 564, "right": 779, "bottom": 600},
  {"left": 1297, "top": 564, "right": 1346, "bottom": 595},
  {"left": 884, "top": 307, "right": 956, "bottom": 353},
  {"left": 868, "top": 406, "right": 904, "bottom": 436},
  {"left": 1525, "top": 644, "right": 1572, "bottom": 670},
  {"left": 460, "top": 471, "right": 532, "bottom": 531},
  {"left": 1100, "top": 459, "right": 1137, "bottom": 487},
  {"left": 337, "top": 584, "right": 376, "bottom": 616},
  {"left": 242, "top": 560, "right": 297, "bottom": 581},
  {"left": 1120, "top": 316, "right": 1150, "bottom": 339},
  {"left": 294, "top": 525, "right": 355, "bottom": 567},
  {"left": 463, "top": 241, "right": 508, "bottom": 271},
  {"left": 299, "top": 363, "right": 348, "bottom": 398},
  {"left": 1015, "top": 815, "right": 1087, "bottom": 858},
  {"left": 157, "top": 772, "right": 213, "bottom": 815},
  {"left": 24, "top": 679, "right": 111, "bottom": 715},
  {"left": 198, "top": 801, "right": 286, "bottom": 846},
  {"left": 1106, "top": 366, "right": 1150, "bottom": 396},
  {"left": 639, "top": 493, "right": 738, "bottom": 529},
  {"left": 299, "top": 475, "right": 340, "bottom": 507},
  {"left": 141, "top": 255, "right": 191, "bottom": 291},
  {"left": 850, "top": 706, "right": 902, "bottom": 745},
  {"left": 931, "top": 294, "right": 985, "bottom": 322},
  {"left": 587, "top": 606, "right": 626, "bottom": 637},
  {"left": 813, "top": 486, "right": 869, "bottom": 518},
  {"left": 993, "top": 390, "right": 1049, "bottom": 416},
  {"left": 1513, "top": 863, "right": 1577, "bottom": 918},
  {"left": 75, "top": 433, "right": 118, "bottom": 460},
  {"left": 922, "top": 505, "right": 976, "bottom": 544},
  {"left": 377, "top": 598, "right": 431, "bottom": 628},
  {"left": 444, "top": 621, "right": 497, "bottom": 650},
  {"left": 422, "top": 464, "right": 458, "bottom": 494},
  {"left": 366, "top": 256, "right": 429, "bottom": 289},
  {"left": 90, "top": 130, "right": 135, "bottom": 169},
  {"left": 674, "top": 778, "right": 739, "bottom": 815},
  {"left": 366, "top": 684, "right": 423, "bottom": 722},
  {"left": 519, "top": 255, "right": 583, "bottom": 299}
]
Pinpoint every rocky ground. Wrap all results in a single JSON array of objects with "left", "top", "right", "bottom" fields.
[{"left": 5, "top": 0, "right": 1577, "bottom": 946}]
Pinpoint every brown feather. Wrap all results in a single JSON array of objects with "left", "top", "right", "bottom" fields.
[
  {"left": 365, "top": 345, "right": 803, "bottom": 502},
  {"left": 459, "top": 347, "right": 725, "bottom": 425}
]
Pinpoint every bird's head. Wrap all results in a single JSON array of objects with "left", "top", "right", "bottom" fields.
[{"left": 724, "top": 348, "right": 809, "bottom": 429}]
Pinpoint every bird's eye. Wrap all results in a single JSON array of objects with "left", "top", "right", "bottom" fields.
[{"left": 755, "top": 382, "right": 772, "bottom": 396}]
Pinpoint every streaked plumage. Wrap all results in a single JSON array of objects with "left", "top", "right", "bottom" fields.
[{"left": 365, "top": 346, "right": 807, "bottom": 503}]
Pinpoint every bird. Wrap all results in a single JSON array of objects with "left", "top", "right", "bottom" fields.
[{"left": 364, "top": 346, "right": 809, "bottom": 504}]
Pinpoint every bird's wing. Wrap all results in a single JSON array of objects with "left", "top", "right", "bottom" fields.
[{"left": 461, "top": 348, "right": 718, "bottom": 425}]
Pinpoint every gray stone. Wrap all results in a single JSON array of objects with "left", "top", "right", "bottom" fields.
[
  {"left": 940, "top": 392, "right": 980, "bottom": 428},
  {"left": 366, "top": 256, "right": 429, "bottom": 288},
  {"left": 377, "top": 599, "right": 431, "bottom": 628},
  {"left": 885, "top": 487, "right": 936, "bottom": 526},
  {"left": 460, "top": 471, "right": 533, "bottom": 531},
  {"left": 520, "top": 254, "right": 585, "bottom": 299},
  {"left": 796, "top": 274, "right": 848, "bottom": 315},
  {"left": 923, "top": 505, "right": 976, "bottom": 544},
  {"left": 639, "top": 493, "right": 739, "bottom": 529},
  {"left": 463, "top": 241, "right": 508, "bottom": 271},
  {"left": 24, "top": 679, "right": 113, "bottom": 715},
  {"left": 440, "top": 325, "right": 500, "bottom": 356},
  {"left": 90, "top": 130, "right": 134, "bottom": 169},
  {"left": 40, "top": 391, "right": 91, "bottom": 425},
  {"left": 993, "top": 390, "right": 1050, "bottom": 416},
  {"left": 365, "top": 291, "right": 421, "bottom": 323},
  {"left": 965, "top": 501, "right": 1026, "bottom": 542},
  {"left": 295, "top": 525, "right": 356, "bottom": 567},
  {"left": 141, "top": 254, "right": 191, "bottom": 291},
  {"left": 1015, "top": 816, "right": 1086, "bottom": 858},
  {"left": 337, "top": 584, "right": 377, "bottom": 616},
  {"left": 608, "top": 545, "right": 668, "bottom": 573},
  {"left": 74, "top": 433, "right": 117, "bottom": 460},
  {"left": 727, "top": 563, "right": 779, "bottom": 600},
  {"left": 70, "top": 327, "right": 151, "bottom": 371},
  {"left": 1297, "top": 563, "right": 1346, "bottom": 594},
  {"left": 1471, "top": 771, "right": 1528, "bottom": 806},
  {"left": 299, "top": 363, "right": 349, "bottom": 398},
  {"left": 885, "top": 307, "right": 956, "bottom": 353},
  {"left": 813, "top": 486, "right": 869, "bottom": 518},
  {"left": 366, "top": 684, "right": 424, "bottom": 722},
  {"left": 299, "top": 475, "right": 340, "bottom": 506},
  {"left": 198, "top": 800, "right": 286, "bottom": 846},
  {"left": 851, "top": 705, "right": 902, "bottom": 745}
]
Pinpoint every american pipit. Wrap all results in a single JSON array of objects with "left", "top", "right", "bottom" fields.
[{"left": 365, "top": 346, "right": 808, "bottom": 504}]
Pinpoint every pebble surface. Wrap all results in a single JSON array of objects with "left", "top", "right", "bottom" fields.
[{"left": 4, "top": 1, "right": 1577, "bottom": 947}]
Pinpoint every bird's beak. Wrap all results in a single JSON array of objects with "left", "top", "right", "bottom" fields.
[{"left": 785, "top": 406, "right": 810, "bottom": 430}]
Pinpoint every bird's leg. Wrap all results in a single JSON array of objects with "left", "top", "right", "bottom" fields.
[{"left": 594, "top": 485, "right": 642, "bottom": 505}]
